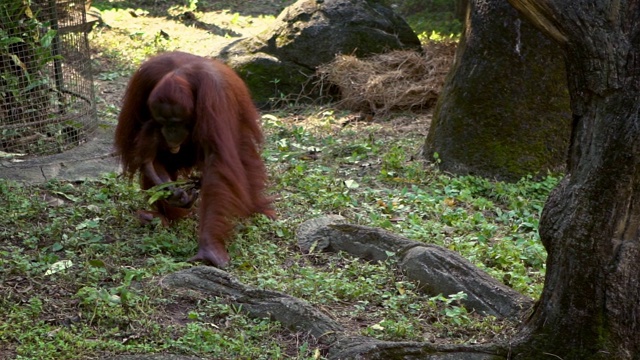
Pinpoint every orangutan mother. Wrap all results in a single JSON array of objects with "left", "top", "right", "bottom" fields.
[{"left": 114, "top": 51, "right": 275, "bottom": 268}]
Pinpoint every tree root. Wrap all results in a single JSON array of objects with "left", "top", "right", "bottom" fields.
[
  {"left": 297, "top": 215, "right": 532, "bottom": 318},
  {"left": 152, "top": 216, "right": 530, "bottom": 359}
]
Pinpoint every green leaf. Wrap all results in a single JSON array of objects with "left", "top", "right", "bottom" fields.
[
  {"left": 0, "top": 37, "right": 23, "bottom": 47},
  {"left": 344, "top": 179, "right": 359, "bottom": 189},
  {"left": 40, "top": 29, "right": 57, "bottom": 48},
  {"left": 148, "top": 189, "right": 172, "bottom": 204},
  {"left": 8, "top": 54, "right": 27, "bottom": 71},
  {"left": 44, "top": 260, "right": 73, "bottom": 275},
  {"left": 88, "top": 259, "right": 106, "bottom": 268}
]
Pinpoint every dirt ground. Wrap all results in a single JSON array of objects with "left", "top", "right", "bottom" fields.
[
  {"left": 0, "top": 3, "right": 499, "bottom": 359},
  {"left": 90, "top": 0, "right": 297, "bottom": 117},
  {"left": 90, "top": 0, "right": 446, "bottom": 138}
]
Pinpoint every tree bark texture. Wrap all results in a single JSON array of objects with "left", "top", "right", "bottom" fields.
[
  {"left": 162, "top": 264, "right": 511, "bottom": 360},
  {"left": 507, "top": 1, "right": 640, "bottom": 358},
  {"left": 161, "top": 266, "right": 344, "bottom": 343},
  {"left": 424, "top": 0, "right": 571, "bottom": 181},
  {"left": 297, "top": 216, "right": 532, "bottom": 319},
  {"left": 155, "top": 215, "right": 539, "bottom": 360}
]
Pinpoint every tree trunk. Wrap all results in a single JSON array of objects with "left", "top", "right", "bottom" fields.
[
  {"left": 454, "top": 0, "right": 468, "bottom": 22},
  {"left": 506, "top": 1, "right": 640, "bottom": 358},
  {"left": 424, "top": 0, "right": 571, "bottom": 181}
]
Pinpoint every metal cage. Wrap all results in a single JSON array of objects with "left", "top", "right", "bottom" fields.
[{"left": 0, "top": 0, "right": 96, "bottom": 156}]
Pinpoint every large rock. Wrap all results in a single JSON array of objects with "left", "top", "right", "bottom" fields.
[{"left": 218, "top": 0, "right": 421, "bottom": 106}]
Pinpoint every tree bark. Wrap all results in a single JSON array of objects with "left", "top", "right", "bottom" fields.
[
  {"left": 506, "top": 1, "right": 640, "bottom": 358},
  {"left": 161, "top": 266, "right": 344, "bottom": 343},
  {"left": 161, "top": 265, "right": 511, "bottom": 360},
  {"left": 455, "top": 0, "right": 468, "bottom": 22},
  {"left": 424, "top": 0, "right": 571, "bottom": 181},
  {"left": 154, "top": 215, "right": 536, "bottom": 360},
  {"left": 297, "top": 216, "right": 532, "bottom": 319}
]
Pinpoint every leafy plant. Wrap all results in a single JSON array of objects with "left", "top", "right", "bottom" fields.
[
  {"left": 0, "top": 2, "right": 59, "bottom": 95},
  {"left": 0, "top": 0, "right": 67, "bottom": 153}
]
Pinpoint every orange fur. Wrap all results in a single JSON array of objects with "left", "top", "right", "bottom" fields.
[{"left": 114, "top": 51, "right": 275, "bottom": 267}]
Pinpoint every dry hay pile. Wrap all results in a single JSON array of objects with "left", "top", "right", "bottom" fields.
[{"left": 318, "top": 42, "right": 456, "bottom": 114}]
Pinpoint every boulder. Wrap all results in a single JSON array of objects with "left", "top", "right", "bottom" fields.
[{"left": 218, "top": 0, "right": 421, "bottom": 106}]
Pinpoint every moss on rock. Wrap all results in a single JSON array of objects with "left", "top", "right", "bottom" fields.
[
  {"left": 227, "top": 53, "right": 312, "bottom": 106},
  {"left": 218, "top": 0, "right": 421, "bottom": 107}
]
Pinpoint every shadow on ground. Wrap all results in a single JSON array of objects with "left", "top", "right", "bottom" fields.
[{"left": 0, "top": 124, "right": 119, "bottom": 184}]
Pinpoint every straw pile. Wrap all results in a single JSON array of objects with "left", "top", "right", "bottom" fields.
[{"left": 317, "top": 42, "right": 456, "bottom": 114}]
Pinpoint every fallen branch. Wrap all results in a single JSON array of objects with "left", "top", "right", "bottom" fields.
[{"left": 160, "top": 266, "right": 509, "bottom": 360}]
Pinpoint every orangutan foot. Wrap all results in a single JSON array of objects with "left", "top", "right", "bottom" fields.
[{"left": 188, "top": 243, "right": 230, "bottom": 268}]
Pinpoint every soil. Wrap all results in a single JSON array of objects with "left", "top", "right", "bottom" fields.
[
  {"left": 91, "top": 0, "right": 297, "bottom": 118},
  {"left": 90, "top": 0, "right": 440, "bottom": 144}
]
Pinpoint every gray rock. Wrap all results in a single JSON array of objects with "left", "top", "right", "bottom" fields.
[
  {"left": 400, "top": 246, "right": 531, "bottom": 318},
  {"left": 297, "top": 219, "right": 533, "bottom": 318},
  {"left": 219, "top": 0, "right": 422, "bottom": 105}
]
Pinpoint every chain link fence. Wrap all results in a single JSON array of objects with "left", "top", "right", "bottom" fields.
[{"left": 1, "top": 0, "right": 97, "bottom": 156}]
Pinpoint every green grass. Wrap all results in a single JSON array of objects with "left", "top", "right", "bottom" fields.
[
  {"left": 0, "top": 2, "right": 557, "bottom": 359},
  {"left": 389, "top": 0, "right": 464, "bottom": 41},
  {"left": 0, "top": 111, "right": 557, "bottom": 358}
]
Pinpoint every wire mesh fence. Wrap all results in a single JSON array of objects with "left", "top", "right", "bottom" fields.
[{"left": 1, "top": 0, "right": 97, "bottom": 156}]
